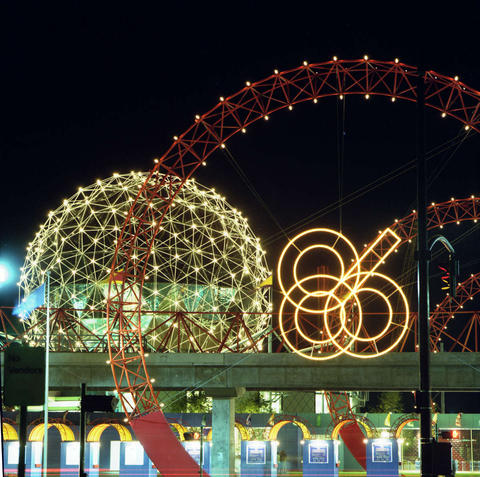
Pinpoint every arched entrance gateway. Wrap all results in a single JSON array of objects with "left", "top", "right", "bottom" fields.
[
  {"left": 27, "top": 420, "right": 76, "bottom": 474},
  {"left": 206, "top": 421, "right": 252, "bottom": 442},
  {"left": 106, "top": 58, "right": 480, "bottom": 476},
  {"left": 86, "top": 422, "right": 132, "bottom": 474},
  {"left": 3, "top": 419, "right": 19, "bottom": 473}
]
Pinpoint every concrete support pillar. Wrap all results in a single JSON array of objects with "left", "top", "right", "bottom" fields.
[
  {"left": 211, "top": 397, "right": 235, "bottom": 476},
  {"left": 205, "top": 387, "right": 244, "bottom": 477}
]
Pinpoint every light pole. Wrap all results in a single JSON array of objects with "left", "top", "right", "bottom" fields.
[
  {"left": 416, "top": 58, "right": 433, "bottom": 477},
  {"left": 200, "top": 414, "right": 206, "bottom": 477}
]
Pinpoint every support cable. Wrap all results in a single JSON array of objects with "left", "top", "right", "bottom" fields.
[
  {"left": 222, "top": 145, "right": 297, "bottom": 249},
  {"left": 428, "top": 128, "right": 473, "bottom": 187},
  {"left": 337, "top": 97, "right": 346, "bottom": 232},
  {"left": 265, "top": 131, "right": 472, "bottom": 246}
]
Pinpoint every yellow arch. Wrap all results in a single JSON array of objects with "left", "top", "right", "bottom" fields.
[
  {"left": 29, "top": 423, "right": 75, "bottom": 442},
  {"left": 207, "top": 422, "right": 251, "bottom": 441},
  {"left": 87, "top": 423, "right": 132, "bottom": 442},
  {"left": 331, "top": 419, "right": 373, "bottom": 440},
  {"left": 170, "top": 423, "right": 187, "bottom": 441},
  {"left": 394, "top": 418, "right": 418, "bottom": 439},
  {"left": 3, "top": 423, "right": 18, "bottom": 441},
  {"left": 268, "top": 420, "right": 311, "bottom": 441}
]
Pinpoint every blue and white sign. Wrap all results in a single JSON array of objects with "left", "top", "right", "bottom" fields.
[
  {"left": 372, "top": 441, "right": 393, "bottom": 463},
  {"left": 309, "top": 441, "right": 329, "bottom": 464},
  {"left": 246, "top": 441, "right": 266, "bottom": 465}
]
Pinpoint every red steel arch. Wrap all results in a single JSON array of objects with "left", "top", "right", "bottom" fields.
[
  {"left": 354, "top": 197, "right": 480, "bottom": 351},
  {"left": 105, "top": 59, "right": 480, "bottom": 474},
  {"left": 429, "top": 273, "right": 480, "bottom": 352},
  {"left": 107, "top": 60, "right": 480, "bottom": 420},
  {"left": 386, "top": 197, "right": 480, "bottom": 351}
]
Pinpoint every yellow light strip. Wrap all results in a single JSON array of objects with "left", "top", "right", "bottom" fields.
[
  {"left": 206, "top": 422, "right": 251, "bottom": 441},
  {"left": 29, "top": 423, "right": 75, "bottom": 442},
  {"left": 169, "top": 422, "right": 187, "bottom": 441},
  {"left": 268, "top": 420, "right": 312, "bottom": 441},
  {"left": 87, "top": 423, "right": 132, "bottom": 442},
  {"left": 331, "top": 419, "right": 373, "bottom": 440},
  {"left": 2, "top": 423, "right": 18, "bottom": 441}
]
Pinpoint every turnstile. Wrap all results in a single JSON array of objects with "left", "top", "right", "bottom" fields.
[
  {"left": 3, "top": 442, "right": 19, "bottom": 475},
  {"left": 25, "top": 442, "right": 43, "bottom": 477}
]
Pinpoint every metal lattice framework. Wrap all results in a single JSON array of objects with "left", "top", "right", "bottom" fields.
[
  {"left": 8, "top": 199, "right": 480, "bottom": 356},
  {"left": 387, "top": 197, "right": 480, "bottom": 352},
  {"left": 106, "top": 58, "right": 480, "bottom": 419},
  {"left": 19, "top": 171, "right": 271, "bottom": 352}
]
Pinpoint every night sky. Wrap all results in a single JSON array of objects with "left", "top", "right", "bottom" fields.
[{"left": 2, "top": 3, "right": 480, "bottom": 410}]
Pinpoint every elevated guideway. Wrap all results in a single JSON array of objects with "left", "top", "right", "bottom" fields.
[{"left": 4, "top": 352, "right": 479, "bottom": 392}]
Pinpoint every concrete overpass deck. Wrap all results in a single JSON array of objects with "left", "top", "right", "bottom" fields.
[{"left": 5, "top": 352, "right": 478, "bottom": 392}]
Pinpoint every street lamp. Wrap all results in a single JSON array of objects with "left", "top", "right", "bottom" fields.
[
  {"left": 0, "top": 263, "right": 9, "bottom": 284},
  {"left": 429, "top": 236, "right": 459, "bottom": 297},
  {"left": 416, "top": 63, "right": 458, "bottom": 477},
  {"left": 0, "top": 260, "right": 13, "bottom": 286}
]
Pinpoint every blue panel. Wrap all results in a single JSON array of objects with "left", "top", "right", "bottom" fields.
[
  {"left": 240, "top": 440, "right": 277, "bottom": 477},
  {"left": 203, "top": 442, "right": 211, "bottom": 475},
  {"left": 4, "top": 442, "right": 20, "bottom": 472},
  {"left": 366, "top": 439, "right": 399, "bottom": 477},
  {"left": 85, "top": 442, "right": 100, "bottom": 477},
  {"left": 26, "top": 442, "right": 43, "bottom": 477},
  {"left": 119, "top": 441, "right": 150, "bottom": 477},
  {"left": 182, "top": 440, "right": 211, "bottom": 474},
  {"left": 302, "top": 440, "right": 339, "bottom": 477},
  {"left": 60, "top": 442, "right": 80, "bottom": 477}
]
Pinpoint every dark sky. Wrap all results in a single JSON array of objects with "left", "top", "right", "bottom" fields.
[
  {"left": 2, "top": 3, "right": 480, "bottom": 288},
  {"left": 1, "top": 1, "right": 480, "bottom": 410},
  {"left": 1, "top": 7, "right": 479, "bottom": 304}
]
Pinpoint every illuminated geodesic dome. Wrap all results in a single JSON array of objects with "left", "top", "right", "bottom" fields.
[{"left": 19, "top": 171, "right": 272, "bottom": 351}]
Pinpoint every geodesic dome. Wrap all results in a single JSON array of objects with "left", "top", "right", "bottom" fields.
[{"left": 19, "top": 171, "right": 272, "bottom": 351}]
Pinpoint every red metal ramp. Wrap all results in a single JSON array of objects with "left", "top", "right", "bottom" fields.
[
  {"left": 132, "top": 410, "right": 209, "bottom": 477},
  {"left": 339, "top": 421, "right": 367, "bottom": 470},
  {"left": 326, "top": 391, "right": 367, "bottom": 470}
]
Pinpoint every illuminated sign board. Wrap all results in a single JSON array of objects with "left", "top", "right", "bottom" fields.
[
  {"left": 7, "top": 443, "right": 19, "bottom": 465},
  {"left": 309, "top": 442, "right": 328, "bottom": 464},
  {"left": 372, "top": 441, "right": 393, "bottom": 463},
  {"left": 183, "top": 441, "right": 201, "bottom": 465},
  {"left": 246, "top": 442, "right": 266, "bottom": 464},
  {"left": 65, "top": 442, "right": 80, "bottom": 466},
  {"left": 124, "top": 442, "right": 144, "bottom": 466}
]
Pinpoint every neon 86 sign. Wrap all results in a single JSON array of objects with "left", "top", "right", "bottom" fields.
[{"left": 277, "top": 228, "right": 410, "bottom": 360}]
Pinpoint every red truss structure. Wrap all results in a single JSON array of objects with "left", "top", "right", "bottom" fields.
[
  {"left": 108, "top": 50, "right": 480, "bottom": 413},
  {"left": 110, "top": 59, "right": 478, "bottom": 418},
  {"left": 0, "top": 209, "right": 477, "bottom": 474},
  {"left": 15, "top": 57, "right": 480, "bottom": 473}
]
